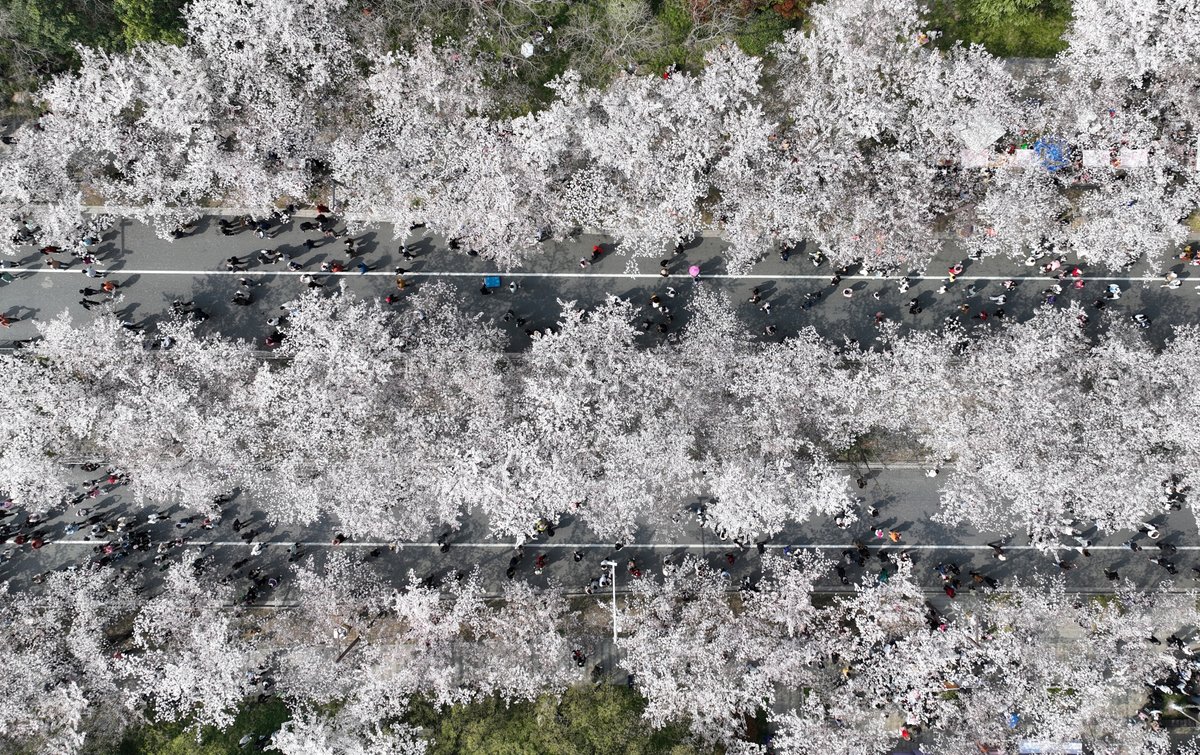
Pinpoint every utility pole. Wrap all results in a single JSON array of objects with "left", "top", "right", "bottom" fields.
[{"left": 600, "top": 559, "right": 618, "bottom": 644}]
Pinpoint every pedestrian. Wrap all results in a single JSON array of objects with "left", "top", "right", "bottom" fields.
[
  {"left": 579, "top": 258, "right": 589, "bottom": 269},
  {"left": 987, "top": 540, "right": 1007, "bottom": 560},
  {"left": 659, "top": 260, "right": 670, "bottom": 278},
  {"left": 357, "top": 261, "right": 370, "bottom": 275},
  {"left": 573, "top": 550, "right": 583, "bottom": 562},
  {"left": 1150, "top": 556, "right": 1177, "bottom": 574},
  {"left": 749, "top": 287, "right": 761, "bottom": 304},
  {"left": 764, "top": 325, "right": 777, "bottom": 336},
  {"left": 842, "top": 287, "right": 853, "bottom": 298},
  {"left": 887, "top": 530, "right": 901, "bottom": 543},
  {"left": 969, "top": 571, "right": 997, "bottom": 589},
  {"left": 232, "top": 518, "right": 243, "bottom": 532},
  {"left": 1104, "top": 568, "right": 1119, "bottom": 581},
  {"left": 332, "top": 533, "right": 346, "bottom": 546},
  {"left": 101, "top": 280, "right": 118, "bottom": 293},
  {"left": 688, "top": 265, "right": 700, "bottom": 282},
  {"left": 534, "top": 553, "right": 547, "bottom": 574},
  {"left": 874, "top": 528, "right": 885, "bottom": 540},
  {"left": 591, "top": 244, "right": 603, "bottom": 261}
]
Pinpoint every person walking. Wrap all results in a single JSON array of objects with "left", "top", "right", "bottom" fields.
[
  {"left": 986, "top": 540, "right": 1007, "bottom": 560},
  {"left": 1150, "top": 556, "right": 1178, "bottom": 574}
]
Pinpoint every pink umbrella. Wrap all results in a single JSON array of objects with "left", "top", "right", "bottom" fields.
[{"left": 688, "top": 265, "right": 700, "bottom": 279}]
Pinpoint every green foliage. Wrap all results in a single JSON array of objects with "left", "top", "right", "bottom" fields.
[
  {"left": 733, "top": 10, "right": 791, "bottom": 57},
  {"left": 3, "top": 0, "right": 121, "bottom": 59},
  {"left": 656, "top": 0, "right": 694, "bottom": 40},
  {"left": 408, "top": 685, "right": 715, "bottom": 755},
  {"left": 0, "top": 0, "right": 186, "bottom": 105},
  {"left": 925, "top": 0, "right": 1071, "bottom": 58},
  {"left": 107, "top": 697, "right": 292, "bottom": 755},
  {"left": 113, "top": 0, "right": 187, "bottom": 46}
]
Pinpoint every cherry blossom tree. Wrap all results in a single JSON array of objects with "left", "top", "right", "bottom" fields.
[
  {"left": 0, "top": 567, "right": 136, "bottom": 754},
  {"left": 887, "top": 306, "right": 1183, "bottom": 549},
  {"left": 269, "top": 708, "right": 427, "bottom": 755},
  {"left": 8, "top": 312, "right": 257, "bottom": 514},
  {"left": 676, "top": 288, "right": 857, "bottom": 540},
  {"left": 0, "top": 340, "right": 91, "bottom": 510},
  {"left": 459, "top": 579, "right": 581, "bottom": 702},
  {"left": 499, "top": 295, "right": 691, "bottom": 541},
  {"left": 270, "top": 552, "right": 392, "bottom": 708},
  {"left": 119, "top": 553, "right": 258, "bottom": 732},
  {"left": 241, "top": 283, "right": 508, "bottom": 539},
  {"left": 551, "top": 43, "right": 763, "bottom": 269},
  {"left": 619, "top": 556, "right": 774, "bottom": 745},
  {"left": 928, "top": 576, "right": 1196, "bottom": 751}
]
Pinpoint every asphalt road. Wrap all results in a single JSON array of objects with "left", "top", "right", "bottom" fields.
[
  {"left": 4, "top": 463, "right": 1198, "bottom": 608},
  {"left": 1, "top": 214, "right": 1199, "bottom": 353},
  {"left": 2, "top": 215, "right": 1200, "bottom": 607}
]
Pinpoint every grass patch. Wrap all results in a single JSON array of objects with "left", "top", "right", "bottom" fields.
[
  {"left": 925, "top": 0, "right": 1071, "bottom": 57},
  {"left": 407, "top": 685, "right": 716, "bottom": 755},
  {"left": 108, "top": 697, "right": 291, "bottom": 755}
]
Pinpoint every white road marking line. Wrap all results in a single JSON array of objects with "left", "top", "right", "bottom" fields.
[
  {"left": 4, "top": 268, "right": 1186, "bottom": 283},
  {"left": 44, "top": 540, "right": 1200, "bottom": 550}
]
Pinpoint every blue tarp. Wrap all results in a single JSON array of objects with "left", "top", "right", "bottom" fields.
[{"left": 1033, "top": 137, "right": 1071, "bottom": 172}]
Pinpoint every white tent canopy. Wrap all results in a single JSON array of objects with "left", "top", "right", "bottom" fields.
[{"left": 955, "top": 115, "right": 1007, "bottom": 152}]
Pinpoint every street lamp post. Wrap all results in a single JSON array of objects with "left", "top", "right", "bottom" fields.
[{"left": 600, "top": 559, "right": 618, "bottom": 644}]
